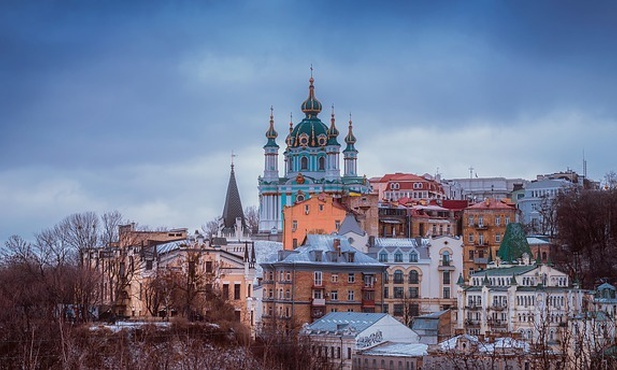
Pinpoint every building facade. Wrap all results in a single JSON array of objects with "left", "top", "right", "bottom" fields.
[
  {"left": 258, "top": 76, "right": 370, "bottom": 235},
  {"left": 367, "top": 236, "right": 464, "bottom": 324},
  {"left": 282, "top": 193, "right": 347, "bottom": 250},
  {"left": 260, "top": 234, "right": 386, "bottom": 332},
  {"left": 462, "top": 198, "right": 517, "bottom": 278}
]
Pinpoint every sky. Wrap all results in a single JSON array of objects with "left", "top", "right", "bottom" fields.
[{"left": 2, "top": 0, "right": 617, "bottom": 243}]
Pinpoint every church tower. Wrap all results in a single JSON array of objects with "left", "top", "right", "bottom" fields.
[
  {"left": 343, "top": 115, "right": 358, "bottom": 177},
  {"left": 220, "top": 156, "right": 248, "bottom": 240},
  {"left": 257, "top": 72, "right": 370, "bottom": 236}
]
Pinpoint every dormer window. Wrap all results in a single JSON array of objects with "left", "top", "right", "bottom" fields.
[
  {"left": 394, "top": 252, "right": 403, "bottom": 262},
  {"left": 409, "top": 252, "right": 418, "bottom": 262},
  {"left": 379, "top": 252, "right": 388, "bottom": 262},
  {"left": 390, "top": 182, "right": 400, "bottom": 190},
  {"left": 413, "top": 182, "right": 423, "bottom": 189},
  {"left": 314, "top": 250, "right": 323, "bottom": 262},
  {"left": 347, "top": 252, "right": 355, "bottom": 263}
]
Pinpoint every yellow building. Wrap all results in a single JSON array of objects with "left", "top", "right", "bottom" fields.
[{"left": 462, "top": 198, "right": 517, "bottom": 278}]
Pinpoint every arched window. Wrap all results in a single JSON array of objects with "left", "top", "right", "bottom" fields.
[
  {"left": 393, "top": 270, "right": 404, "bottom": 284},
  {"left": 301, "top": 157, "right": 308, "bottom": 170},
  {"left": 409, "top": 270, "right": 419, "bottom": 284},
  {"left": 442, "top": 251, "right": 450, "bottom": 266},
  {"left": 318, "top": 156, "right": 325, "bottom": 170},
  {"left": 409, "top": 252, "right": 418, "bottom": 262}
]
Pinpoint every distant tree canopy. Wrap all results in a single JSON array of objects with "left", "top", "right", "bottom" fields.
[{"left": 554, "top": 186, "right": 617, "bottom": 287}]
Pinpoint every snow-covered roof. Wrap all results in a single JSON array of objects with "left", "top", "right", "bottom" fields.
[
  {"left": 526, "top": 237, "right": 550, "bottom": 245},
  {"left": 359, "top": 341, "right": 428, "bottom": 357},
  {"left": 438, "top": 335, "right": 530, "bottom": 353},
  {"left": 338, "top": 213, "right": 366, "bottom": 236},
  {"left": 305, "top": 312, "right": 387, "bottom": 334}
]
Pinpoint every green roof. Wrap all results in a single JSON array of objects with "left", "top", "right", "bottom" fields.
[{"left": 497, "top": 223, "right": 532, "bottom": 263}]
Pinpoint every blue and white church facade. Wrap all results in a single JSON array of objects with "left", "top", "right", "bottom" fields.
[{"left": 258, "top": 75, "right": 370, "bottom": 234}]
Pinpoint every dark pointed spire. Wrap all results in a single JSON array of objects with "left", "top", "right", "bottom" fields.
[
  {"left": 456, "top": 273, "right": 465, "bottom": 286},
  {"left": 344, "top": 113, "right": 357, "bottom": 153},
  {"left": 221, "top": 155, "right": 246, "bottom": 233}
]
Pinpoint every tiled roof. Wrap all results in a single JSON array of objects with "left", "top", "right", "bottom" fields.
[
  {"left": 467, "top": 198, "right": 515, "bottom": 210},
  {"left": 306, "top": 312, "right": 387, "bottom": 333}
]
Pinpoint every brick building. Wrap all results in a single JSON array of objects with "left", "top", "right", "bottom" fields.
[{"left": 260, "top": 234, "right": 386, "bottom": 332}]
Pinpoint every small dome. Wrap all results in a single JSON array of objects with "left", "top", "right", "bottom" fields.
[
  {"left": 301, "top": 77, "right": 322, "bottom": 117},
  {"left": 345, "top": 117, "right": 356, "bottom": 145},
  {"left": 265, "top": 107, "right": 278, "bottom": 140}
]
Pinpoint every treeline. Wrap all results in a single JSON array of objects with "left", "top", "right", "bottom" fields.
[{"left": 553, "top": 185, "right": 617, "bottom": 288}]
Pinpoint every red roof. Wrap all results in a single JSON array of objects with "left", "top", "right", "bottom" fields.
[{"left": 467, "top": 198, "right": 515, "bottom": 210}]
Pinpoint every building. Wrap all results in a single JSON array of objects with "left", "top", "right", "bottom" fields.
[
  {"left": 443, "top": 176, "right": 528, "bottom": 201},
  {"left": 462, "top": 198, "right": 517, "bottom": 278},
  {"left": 424, "top": 334, "right": 533, "bottom": 370},
  {"left": 300, "top": 312, "right": 421, "bottom": 370},
  {"left": 411, "top": 310, "right": 453, "bottom": 345},
  {"left": 260, "top": 234, "right": 386, "bottom": 332},
  {"left": 258, "top": 76, "right": 370, "bottom": 235},
  {"left": 367, "top": 236, "right": 463, "bottom": 324},
  {"left": 516, "top": 178, "right": 573, "bottom": 237},
  {"left": 370, "top": 172, "right": 446, "bottom": 202},
  {"left": 353, "top": 341, "right": 427, "bottom": 370},
  {"left": 282, "top": 193, "right": 347, "bottom": 249},
  {"left": 456, "top": 255, "right": 585, "bottom": 348},
  {"left": 343, "top": 193, "right": 380, "bottom": 238}
]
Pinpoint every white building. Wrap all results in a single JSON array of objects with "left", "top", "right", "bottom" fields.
[
  {"left": 301, "top": 312, "right": 421, "bottom": 370},
  {"left": 456, "top": 259, "right": 585, "bottom": 346},
  {"left": 443, "top": 176, "right": 528, "bottom": 202},
  {"left": 367, "top": 235, "right": 464, "bottom": 321},
  {"left": 516, "top": 178, "right": 573, "bottom": 236}
]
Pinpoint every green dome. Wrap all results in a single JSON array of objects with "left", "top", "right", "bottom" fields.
[
  {"left": 301, "top": 77, "right": 322, "bottom": 117},
  {"left": 264, "top": 107, "right": 279, "bottom": 148},
  {"left": 289, "top": 117, "right": 329, "bottom": 148}
]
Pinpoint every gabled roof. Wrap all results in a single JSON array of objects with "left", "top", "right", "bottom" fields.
[
  {"left": 338, "top": 213, "right": 366, "bottom": 236},
  {"left": 467, "top": 198, "right": 515, "bottom": 210},
  {"left": 306, "top": 312, "right": 387, "bottom": 333}
]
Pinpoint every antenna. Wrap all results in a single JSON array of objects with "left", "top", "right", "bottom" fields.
[{"left": 469, "top": 166, "right": 474, "bottom": 179}]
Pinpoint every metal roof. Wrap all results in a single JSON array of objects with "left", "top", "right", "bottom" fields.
[{"left": 306, "top": 312, "right": 387, "bottom": 333}]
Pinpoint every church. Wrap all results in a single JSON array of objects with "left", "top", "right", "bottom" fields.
[{"left": 258, "top": 74, "right": 370, "bottom": 235}]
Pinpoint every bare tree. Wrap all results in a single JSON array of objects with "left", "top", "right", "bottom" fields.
[
  {"left": 245, "top": 205, "right": 259, "bottom": 235},
  {"left": 202, "top": 218, "right": 220, "bottom": 239}
]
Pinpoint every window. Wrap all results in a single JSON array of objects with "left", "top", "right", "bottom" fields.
[
  {"left": 469, "top": 250, "right": 474, "bottom": 260},
  {"left": 292, "top": 220, "right": 298, "bottom": 231},
  {"left": 301, "top": 157, "right": 308, "bottom": 170},
  {"left": 314, "top": 271, "right": 323, "bottom": 286},
  {"left": 319, "top": 204, "right": 324, "bottom": 211},
  {"left": 409, "top": 252, "right": 418, "bottom": 262},
  {"left": 478, "top": 216, "right": 484, "bottom": 227},
  {"left": 318, "top": 156, "right": 325, "bottom": 170},
  {"left": 145, "top": 260, "right": 153, "bottom": 270},
  {"left": 335, "top": 220, "right": 341, "bottom": 230},
  {"left": 394, "top": 252, "right": 403, "bottom": 262},
  {"left": 443, "top": 271, "right": 451, "bottom": 285},
  {"left": 409, "top": 270, "right": 419, "bottom": 284},
  {"left": 223, "top": 284, "right": 229, "bottom": 300},
  {"left": 468, "top": 215, "right": 474, "bottom": 226},
  {"left": 348, "top": 273, "right": 355, "bottom": 283},
  {"left": 468, "top": 233, "right": 474, "bottom": 243},
  {"left": 286, "top": 271, "right": 291, "bottom": 281},
  {"left": 384, "top": 287, "right": 389, "bottom": 299},
  {"left": 394, "top": 287, "right": 404, "bottom": 298},
  {"left": 479, "top": 234, "right": 484, "bottom": 245},
  {"left": 347, "top": 290, "right": 355, "bottom": 301},
  {"left": 330, "top": 291, "right": 338, "bottom": 300},
  {"left": 393, "top": 304, "right": 404, "bottom": 316},
  {"left": 495, "top": 216, "right": 501, "bottom": 226},
  {"left": 331, "top": 273, "right": 338, "bottom": 283},
  {"left": 304, "top": 204, "right": 310, "bottom": 214},
  {"left": 313, "top": 290, "right": 322, "bottom": 299},
  {"left": 408, "top": 287, "right": 419, "bottom": 298},
  {"left": 234, "top": 284, "right": 241, "bottom": 300},
  {"left": 442, "top": 251, "right": 451, "bottom": 266},
  {"left": 379, "top": 252, "right": 388, "bottom": 262},
  {"left": 505, "top": 216, "right": 510, "bottom": 225},
  {"left": 285, "top": 289, "right": 290, "bottom": 300},
  {"left": 393, "top": 270, "right": 404, "bottom": 284},
  {"left": 443, "top": 287, "right": 451, "bottom": 299},
  {"left": 495, "top": 233, "right": 501, "bottom": 243}
]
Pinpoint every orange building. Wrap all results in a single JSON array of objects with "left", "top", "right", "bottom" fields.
[
  {"left": 282, "top": 193, "right": 347, "bottom": 250},
  {"left": 462, "top": 198, "right": 517, "bottom": 278}
]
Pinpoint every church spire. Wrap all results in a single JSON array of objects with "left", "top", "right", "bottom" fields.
[{"left": 221, "top": 154, "right": 246, "bottom": 233}]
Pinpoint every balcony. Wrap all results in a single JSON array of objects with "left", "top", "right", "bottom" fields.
[
  {"left": 473, "top": 257, "right": 488, "bottom": 264},
  {"left": 438, "top": 260, "right": 455, "bottom": 271},
  {"left": 312, "top": 298, "right": 326, "bottom": 306},
  {"left": 489, "top": 320, "right": 507, "bottom": 328},
  {"left": 465, "top": 304, "right": 482, "bottom": 310},
  {"left": 311, "top": 308, "right": 325, "bottom": 319},
  {"left": 465, "top": 319, "right": 480, "bottom": 327},
  {"left": 474, "top": 223, "right": 488, "bottom": 230},
  {"left": 362, "top": 299, "right": 375, "bottom": 307},
  {"left": 362, "top": 284, "right": 375, "bottom": 291},
  {"left": 490, "top": 304, "right": 507, "bottom": 311}
]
